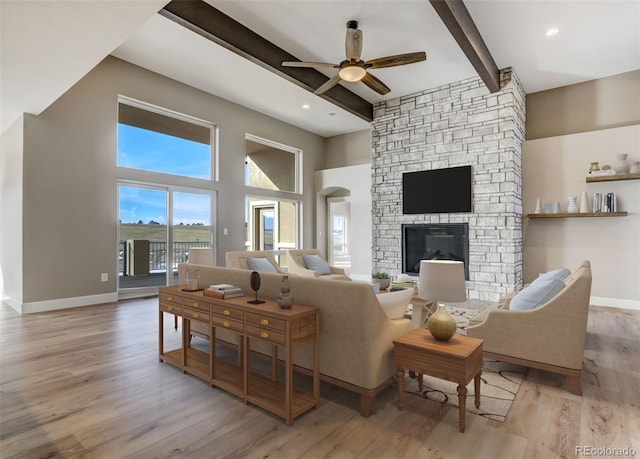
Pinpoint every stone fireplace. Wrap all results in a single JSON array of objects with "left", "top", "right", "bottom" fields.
[{"left": 371, "top": 69, "right": 526, "bottom": 301}]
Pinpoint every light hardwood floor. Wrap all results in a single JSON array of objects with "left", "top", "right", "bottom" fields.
[{"left": 1, "top": 298, "right": 638, "bottom": 458}]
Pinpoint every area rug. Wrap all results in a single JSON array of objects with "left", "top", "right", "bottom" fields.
[{"left": 402, "top": 305, "right": 527, "bottom": 422}]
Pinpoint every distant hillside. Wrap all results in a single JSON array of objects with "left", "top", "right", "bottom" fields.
[{"left": 119, "top": 224, "right": 212, "bottom": 242}]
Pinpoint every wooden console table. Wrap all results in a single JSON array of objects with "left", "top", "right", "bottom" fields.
[
  {"left": 159, "top": 285, "right": 319, "bottom": 425},
  {"left": 393, "top": 329, "right": 483, "bottom": 433}
]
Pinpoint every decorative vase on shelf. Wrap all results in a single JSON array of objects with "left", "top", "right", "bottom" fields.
[
  {"left": 579, "top": 191, "right": 590, "bottom": 213},
  {"left": 614, "top": 154, "right": 630, "bottom": 174},
  {"left": 567, "top": 196, "right": 579, "bottom": 213},
  {"left": 276, "top": 275, "right": 294, "bottom": 309},
  {"left": 534, "top": 198, "right": 543, "bottom": 214},
  {"left": 589, "top": 162, "right": 600, "bottom": 172},
  {"left": 630, "top": 162, "right": 640, "bottom": 174},
  {"left": 553, "top": 202, "right": 561, "bottom": 213},
  {"left": 427, "top": 304, "right": 457, "bottom": 341}
]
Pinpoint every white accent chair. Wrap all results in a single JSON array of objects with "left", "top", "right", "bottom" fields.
[{"left": 285, "top": 249, "right": 351, "bottom": 281}]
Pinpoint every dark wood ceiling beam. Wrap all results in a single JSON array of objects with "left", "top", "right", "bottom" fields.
[
  {"left": 429, "top": 0, "right": 501, "bottom": 92},
  {"left": 160, "top": 0, "right": 373, "bottom": 122}
]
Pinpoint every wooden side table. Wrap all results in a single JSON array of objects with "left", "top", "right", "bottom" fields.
[{"left": 393, "top": 328, "right": 483, "bottom": 433}]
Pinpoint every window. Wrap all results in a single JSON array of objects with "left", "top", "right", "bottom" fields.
[
  {"left": 245, "top": 135, "right": 300, "bottom": 193},
  {"left": 117, "top": 98, "right": 215, "bottom": 179}
]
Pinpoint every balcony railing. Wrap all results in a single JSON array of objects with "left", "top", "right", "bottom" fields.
[{"left": 119, "top": 240, "right": 210, "bottom": 275}]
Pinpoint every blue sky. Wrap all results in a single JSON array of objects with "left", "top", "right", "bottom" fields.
[{"left": 118, "top": 124, "right": 212, "bottom": 225}]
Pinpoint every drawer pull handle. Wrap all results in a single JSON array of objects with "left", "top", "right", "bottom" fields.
[
  {"left": 192, "top": 302, "right": 199, "bottom": 308},
  {"left": 167, "top": 296, "right": 173, "bottom": 301},
  {"left": 260, "top": 319, "right": 269, "bottom": 325},
  {"left": 223, "top": 310, "right": 230, "bottom": 316},
  {"left": 260, "top": 331, "right": 269, "bottom": 339},
  {"left": 167, "top": 306, "right": 173, "bottom": 311},
  {"left": 223, "top": 321, "right": 230, "bottom": 327},
  {"left": 193, "top": 312, "right": 199, "bottom": 319}
]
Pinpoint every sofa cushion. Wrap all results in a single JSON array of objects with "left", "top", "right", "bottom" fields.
[
  {"left": 247, "top": 257, "right": 278, "bottom": 273},
  {"left": 376, "top": 287, "right": 414, "bottom": 320},
  {"left": 510, "top": 267, "right": 570, "bottom": 310},
  {"left": 302, "top": 254, "right": 331, "bottom": 275}
]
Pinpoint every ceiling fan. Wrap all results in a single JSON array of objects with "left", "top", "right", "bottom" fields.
[{"left": 282, "top": 20, "right": 426, "bottom": 96}]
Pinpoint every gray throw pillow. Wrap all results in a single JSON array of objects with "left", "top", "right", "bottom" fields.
[
  {"left": 302, "top": 254, "right": 331, "bottom": 275},
  {"left": 510, "top": 267, "right": 570, "bottom": 310},
  {"left": 247, "top": 257, "right": 278, "bottom": 273}
]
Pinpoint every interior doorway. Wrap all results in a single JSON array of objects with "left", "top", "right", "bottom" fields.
[{"left": 328, "top": 197, "right": 351, "bottom": 269}]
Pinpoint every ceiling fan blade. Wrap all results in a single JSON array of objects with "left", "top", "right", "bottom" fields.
[
  {"left": 361, "top": 72, "right": 391, "bottom": 95},
  {"left": 366, "top": 51, "right": 427, "bottom": 69},
  {"left": 345, "top": 28, "right": 363, "bottom": 61},
  {"left": 282, "top": 61, "right": 338, "bottom": 68},
  {"left": 314, "top": 74, "right": 343, "bottom": 95}
]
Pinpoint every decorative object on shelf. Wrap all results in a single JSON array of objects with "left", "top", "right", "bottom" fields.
[
  {"left": 589, "top": 162, "right": 600, "bottom": 172},
  {"left": 248, "top": 271, "right": 265, "bottom": 304},
  {"left": 602, "top": 164, "right": 612, "bottom": 170},
  {"left": 534, "top": 198, "right": 543, "bottom": 213},
  {"left": 567, "top": 196, "right": 579, "bottom": 213},
  {"left": 185, "top": 268, "right": 200, "bottom": 291},
  {"left": 543, "top": 202, "right": 552, "bottom": 213},
  {"left": 418, "top": 260, "right": 467, "bottom": 341},
  {"left": 552, "top": 202, "right": 561, "bottom": 213},
  {"left": 579, "top": 191, "right": 590, "bottom": 213},
  {"left": 276, "top": 275, "right": 294, "bottom": 309},
  {"left": 614, "top": 154, "right": 630, "bottom": 174},
  {"left": 630, "top": 162, "right": 640, "bottom": 174},
  {"left": 372, "top": 272, "right": 391, "bottom": 290}
]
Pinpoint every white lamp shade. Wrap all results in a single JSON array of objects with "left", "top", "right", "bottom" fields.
[{"left": 418, "top": 260, "right": 467, "bottom": 302}]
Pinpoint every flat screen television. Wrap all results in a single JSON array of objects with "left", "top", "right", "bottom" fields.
[{"left": 402, "top": 165, "right": 472, "bottom": 214}]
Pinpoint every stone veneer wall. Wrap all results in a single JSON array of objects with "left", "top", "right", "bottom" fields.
[{"left": 371, "top": 69, "right": 526, "bottom": 301}]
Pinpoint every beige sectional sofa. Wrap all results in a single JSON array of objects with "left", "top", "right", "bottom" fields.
[{"left": 178, "top": 263, "right": 413, "bottom": 416}]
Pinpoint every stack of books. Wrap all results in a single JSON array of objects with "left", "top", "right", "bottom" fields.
[
  {"left": 593, "top": 192, "right": 617, "bottom": 212},
  {"left": 205, "top": 284, "right": 244, "bottom": 299},
  {"left": 587, "top": 169, "right": 615, "bottom": 177}
]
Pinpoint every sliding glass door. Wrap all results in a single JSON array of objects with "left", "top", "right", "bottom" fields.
[{"left": 118, "top": 184, "right": 214, "bottom": 295}]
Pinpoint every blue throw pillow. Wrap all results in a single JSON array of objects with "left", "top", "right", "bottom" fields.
[
  {"left": 510, "top": 267, "right": 570, "bottom": 310},
  {"left": 302, "top": 254, "right": 331, "bottom": 275},
  {"left": 247, "top": 257, "right": 278, "bottom": 273}
]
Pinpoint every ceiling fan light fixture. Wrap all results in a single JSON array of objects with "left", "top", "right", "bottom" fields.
[{"left": 339, "top": 65, "right": 366, "bottom": 82}]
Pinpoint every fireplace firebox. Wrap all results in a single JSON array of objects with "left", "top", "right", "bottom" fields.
[{"left": 402, "top": 223, "right": 470, "bottom": 280}]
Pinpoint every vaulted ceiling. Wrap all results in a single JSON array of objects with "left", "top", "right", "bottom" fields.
[{"left": 2, "top": 0, "right": 639, "bottom": 136}]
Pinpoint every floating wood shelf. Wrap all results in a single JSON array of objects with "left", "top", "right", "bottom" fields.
[
  {"left": 585, "top": 173, "right": 640, "bottom": 183},
  {"left": 527, "top": 212, "right": 628, "bottom": 218}
]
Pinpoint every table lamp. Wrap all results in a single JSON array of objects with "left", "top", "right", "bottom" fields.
[{"left": 418, "top": 260, "right": 467, "bottom": 341}]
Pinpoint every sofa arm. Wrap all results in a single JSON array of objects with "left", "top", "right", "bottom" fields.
[{"left": 329, "top": 266, "right": 347, "bottom": 276}]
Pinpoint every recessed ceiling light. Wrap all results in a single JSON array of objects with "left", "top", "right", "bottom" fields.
[
  {"left": 302, "top": 104, "right": 310, "bottom": 110},
  {"left": 546, "top": 28, "right": 559, "bottom": 37}
]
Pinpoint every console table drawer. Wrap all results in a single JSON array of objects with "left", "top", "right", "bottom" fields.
[
  {"left": 246, "top": 325, "right": 285, "bottom": 345},
  {"left": 182, "top": 298, "right": 210, "bottom": 312},
  {"left": 212, "top": 315, "right": 244, "bottom": 333},
  {"left": 160, "top": 292, "right": 181, "bottom": 305},
  {"left": 212, "top": 304, "right": 244, "bottom": 321},
  {"left": 246, "top": 313, "right": 285, "bottom": 332},
  {"left": 160, "top": 301, "right": 181, "bottom": 315},
  {"left": 183, "top": 307, "right": 210, "bottom": 323}
]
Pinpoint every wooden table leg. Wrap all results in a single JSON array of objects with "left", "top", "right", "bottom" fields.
[
  {"left": 397, "top": 368, "right": 405, "bottom": 410},
  {"left": 457, "top": 383, "right": 467, "bottom": 433},
  {"left": 474, "top": 371, "right": 482, "bottom": 409},
  {"left": 418, "top": 373, "right": 424, "bottom": 392}
]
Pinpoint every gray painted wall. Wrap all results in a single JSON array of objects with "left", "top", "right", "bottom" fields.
[{"left": 4, "top": 56, "right": 326, "bottom": 306}]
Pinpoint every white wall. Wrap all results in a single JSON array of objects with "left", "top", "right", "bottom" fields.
[
  {"left": 522, "top": 124, "right": 640, "bottom": 309},
  {"left": 0, "top": 115, "right": 25, "bottom": 309},
  {"left": 315, "top": 164, "right": 372, "bottom": 280}
]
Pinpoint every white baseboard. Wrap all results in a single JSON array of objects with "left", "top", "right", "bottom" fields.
[
  {"left": 6, "top": 292, "right": 119, "bottom": 314},
  {"left": 590, "top": 296, "right": 640, "bottom": 311}
]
